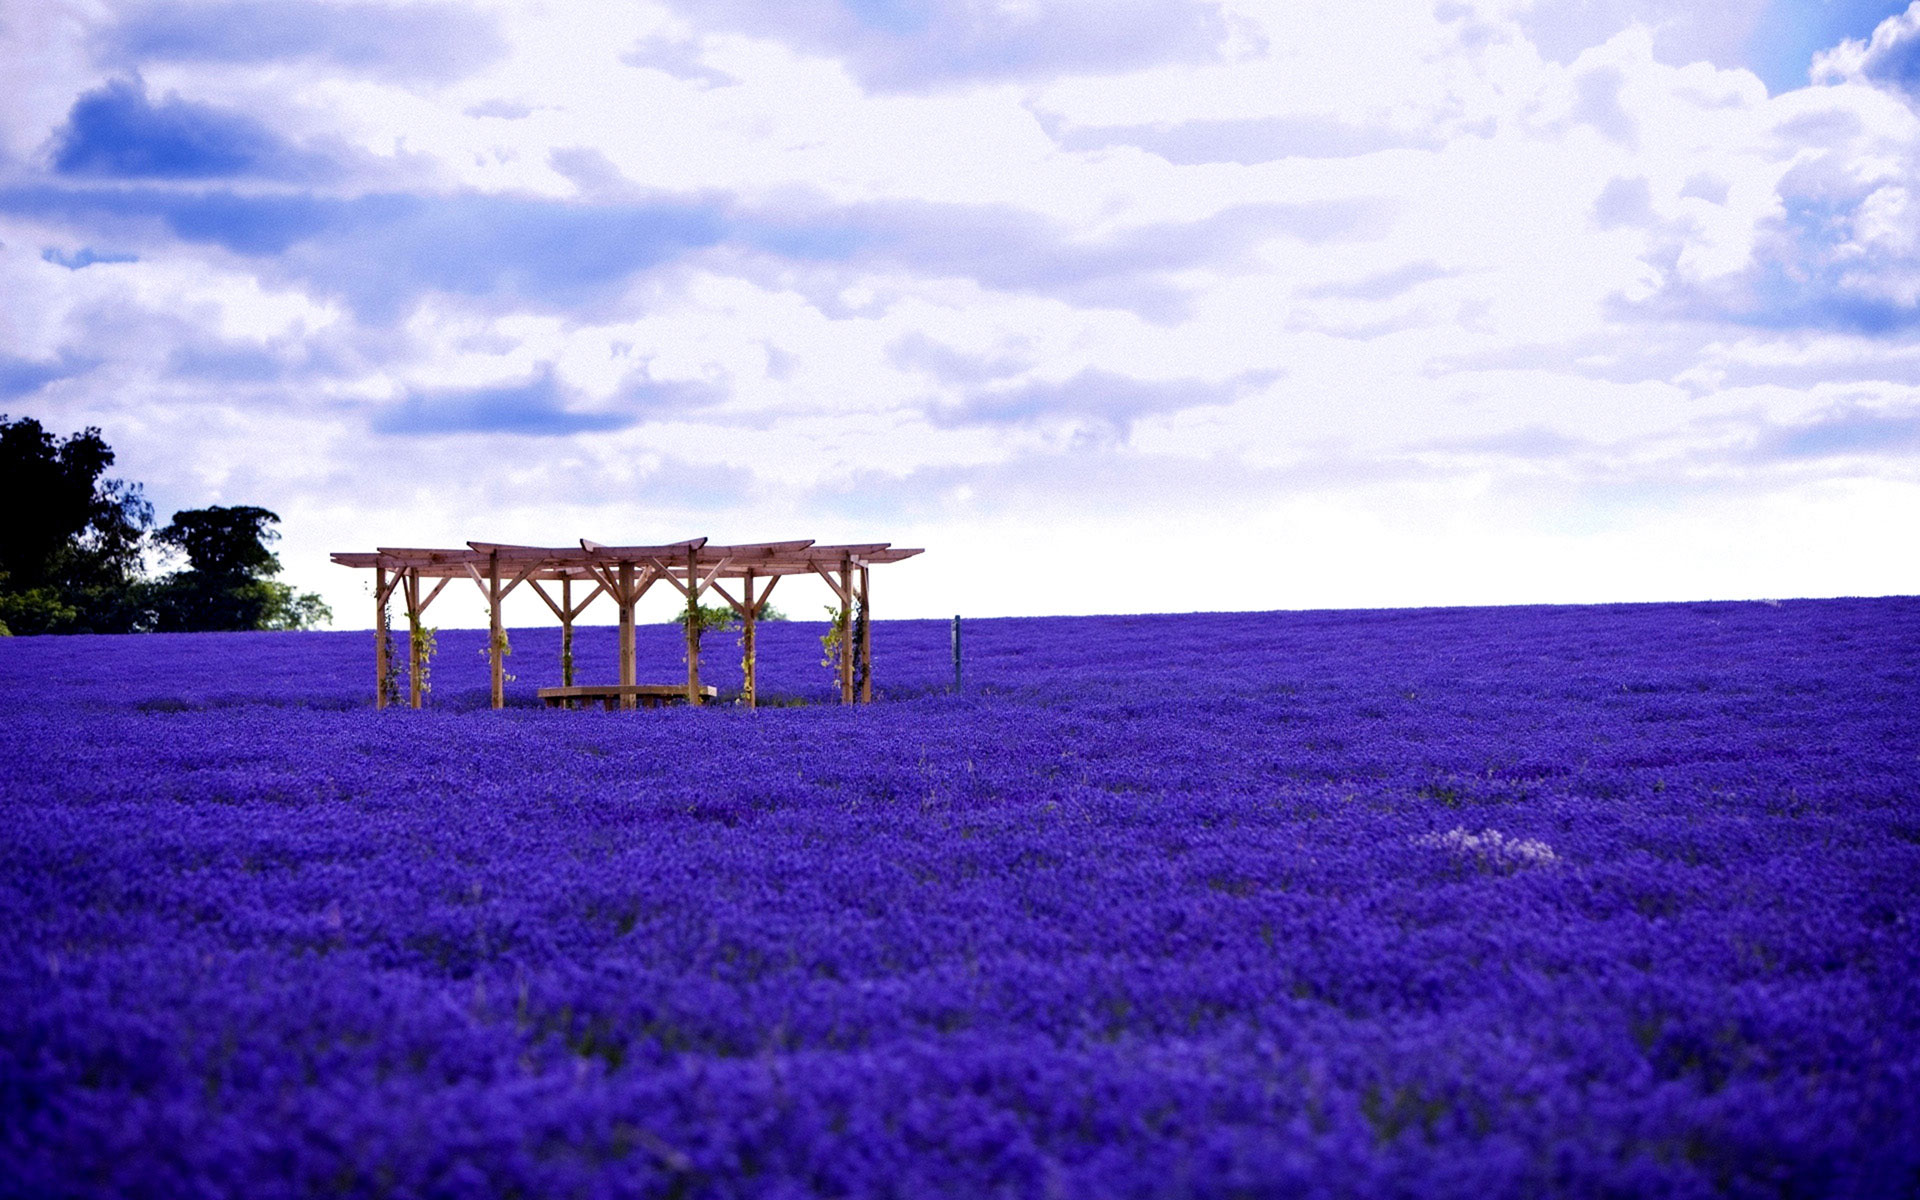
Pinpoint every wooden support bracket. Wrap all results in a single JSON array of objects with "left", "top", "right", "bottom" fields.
[
  {"left": 525, "top": 578, "right": 566, "bottom": 622},
  {"left": 809, "top": 561, "right": 849, "bottom": 604}
]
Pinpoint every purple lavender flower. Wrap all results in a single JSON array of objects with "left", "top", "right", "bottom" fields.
[{"left": 2, "top": 598, "right": 1916, "bottom": 1196}]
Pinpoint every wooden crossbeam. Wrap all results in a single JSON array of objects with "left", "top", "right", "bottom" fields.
[
  {"left": 645, "top": 557, "right": 683, "bottom": 596},
  {"left": 525, "top": 578, "right": 566, "bottom": 622},
  {"left": 585, "top": 562, "right": 620, "bottom": 599},
  {"left": 376, "top": 547, "right": 490, "bottom": 566},
  {"left": 696, "top": 539, "right": 815, "bottom": 561},
  {"left": 809, "top": 560, "right": 849, "bottom": 604},
  {"left": 500, "top": 562, "right": 537, "bottom": 600},
  {"left": 460, "top": 558, "right": 536, "bottom": 605},
  {"left": 584, "top": 560, "right": 658, "bottom": 606},
  {"left": 466, "top": 542, "right": 597, "bottom": 563},
  {"left": 567, "top": 582, "right": 606, "bottom": 618},
  {"left": 708, "top": 579, "right": 745, "bottom": 615},
  {"left": 582, "top": 537, "right": 706, "bottom": 558},
  {"left": 709, "top": 574, "right": 784, "bottom": 619},
  {"left": 415, "top": 575, "right": 452, "bottom": 614},
  {"left": 646, "top": 555, "right": 726, "bottom": 600}
]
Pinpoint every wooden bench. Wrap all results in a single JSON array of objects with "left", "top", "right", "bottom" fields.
[{"left": 537, "top": 684, "right": 719, "bottom": 710}]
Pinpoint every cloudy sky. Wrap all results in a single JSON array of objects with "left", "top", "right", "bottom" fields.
[{"left": 3, "top": 0, "right": 1918, "bottom": 626}]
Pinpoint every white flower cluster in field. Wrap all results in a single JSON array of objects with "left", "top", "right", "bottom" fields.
[{"left": 1416, "top": 827, "right": 1559, "bottom": 870}]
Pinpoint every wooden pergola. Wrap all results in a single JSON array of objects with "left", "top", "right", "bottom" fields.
[{"left": 329, "top": 538, "right": 923, "bottom": 710}]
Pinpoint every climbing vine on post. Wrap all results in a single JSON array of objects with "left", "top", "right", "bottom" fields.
[
  {"left": 820, "top": 604, "right": 845, "bottom": 676},
  {"left": 481, "top": 628, "right": 516, "bottom": 683},
  {"left": 677, "top": 604, "right": 733, "bottom": 665},
  {"left": 676, "top": 604, "right": 735, "bottom": 637},
  {"left": 408, "top": 614, "right": 436, "bottom": 701},
  {"left": 852, "top": 591, "right": 869, "bottom": 700},
  {"left": 376, "top": 594, "right": 399, "bottom": 708}
]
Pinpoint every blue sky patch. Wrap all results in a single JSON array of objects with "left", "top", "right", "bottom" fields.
[
  {"left": 42, "top": 247, "right": 139, "bottom": 269},
  {"left": 52, "top": 78, "right": 319, "bottom": 181},
  {"left": 0, "top": 353, "right": 97, "bottom": 399},
  {"left": 105, "top": 0, "right": 504, "bottom": 82},
  {"left": 377, "top": 368, "right": 638, "bottom": 436},
  {"left": 3, "top": 186, "right": 731, "bottom": 316},
  {"left": 1764, "top": 408, "right": 1920, "bottom": 458}
]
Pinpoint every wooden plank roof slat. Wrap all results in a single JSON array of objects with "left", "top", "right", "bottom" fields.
[
  {"left": 580, "top": 537, "right": 707, "bottom": 558},
  {"left": 695, "top": 540, "right": 816, "bottom": 560},
  {"left": 806, "top": 543, "right": 892, "bottom": 557},
  {"left": 466, "top": 542, "right": 597, "bottom": 563}
]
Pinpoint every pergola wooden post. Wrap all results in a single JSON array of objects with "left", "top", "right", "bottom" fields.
[
  {"left": 404, "top": 570, "right": 427, "bottom": 708},
  {"left": 617, "top": 560, "right": 636, "bottom": 710},
  {"left": 741, "top": 572, "right": 759, "bottom": 709},
  {"left": 650, "top": 542, "right": 752, "bottom": 709},
  {"left": 374, "top": 565, "right": 392, "bottom": 709},
  {"left": 487, "top": 551, "right": 504, "bottom": 709},
  {"left": 838, "top": 557, "right": 854, "bottom": 704},
  {"left": 740, "top": 573, "right": 756, "bottom": 708},
  {"left": 801, "top": 545, "right": 900, "bottom": 707},
  {"left": 712, "top": 567, "right": 783, "bottom": 711},
  {"left": 560, "top": 578, "right": 574, "bottom": 687},
  {"left": 684, "top": 544, "right": 702, "bottom": 706},
  {"left": 559, "top": 571, "right": 605, "bottom": 686},
  {"left": 858, "top": 564, "right": 872, "bottom": 704},
  {"left": 524, "top": 570, "right": 600, "bottom": 699},
  {"left": 455, "top": 548, "right": 538, "bottom": 710},
  {"left": 355, "top": 553, "right": 451, "bottom": 708}
]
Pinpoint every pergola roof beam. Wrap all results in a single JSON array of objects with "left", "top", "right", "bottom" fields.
[{"left": 579, "top": 537, "right": 707, "bottom": 559}]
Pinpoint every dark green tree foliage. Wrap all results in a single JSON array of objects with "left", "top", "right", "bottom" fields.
[
  {"left": 157, "top": 506, "right": 284, "bottom": 576},
  {"left": 150, "top": 506, "right": 331, "bottom": 633},
  {"left": 0, "top": 415, "right": 332, "bottom": 635},
  {"left": 670, "top": 602, "right": 788, "bottom": 632},
  {"left": 0, "top": 415, "right": 153, "bottom": 634}
]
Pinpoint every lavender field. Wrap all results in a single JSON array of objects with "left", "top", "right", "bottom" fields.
[{"left": 3, "top": 599, "right": 1918, "bottom": 1198}]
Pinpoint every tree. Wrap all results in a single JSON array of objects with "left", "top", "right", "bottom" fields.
[
  {"left": 669, "top": 601, "right": 787, "bottom": 633},
  {"left": 0, "top": 414, "right": 153, "bottom": 634},
  {"left": 149, "top": 505, "right": 332, "bottom": 632},
  {"left": 158, "top": 505, "right": 284, "bottom": 577}
]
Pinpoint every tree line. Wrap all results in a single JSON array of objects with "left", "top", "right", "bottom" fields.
[{"left": 0, "top": 415, "right": 329, "bottom": 636}]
